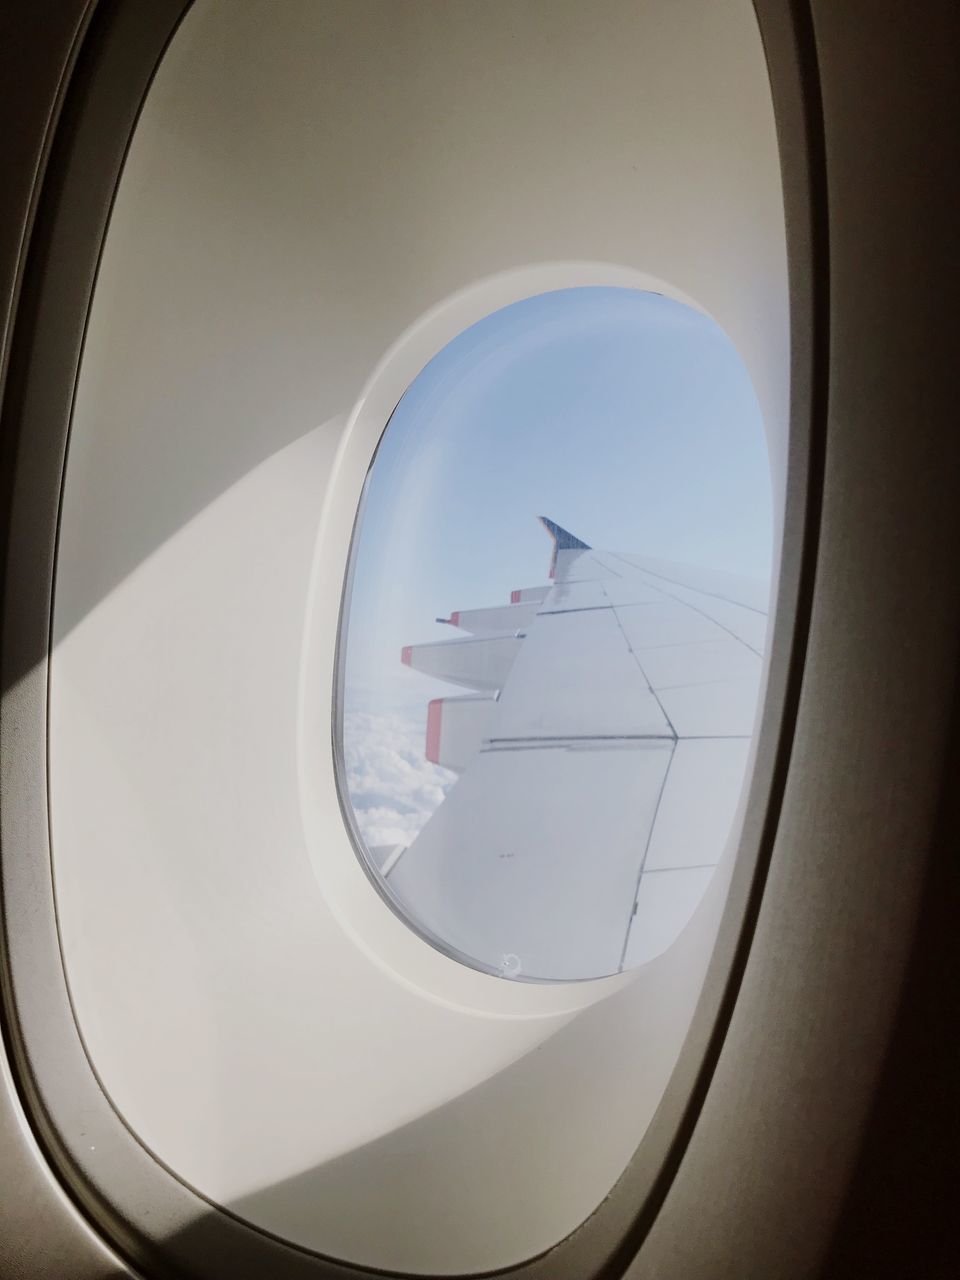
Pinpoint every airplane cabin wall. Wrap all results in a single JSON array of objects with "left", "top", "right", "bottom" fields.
[{"left": 0, "top": 1, "right": 958, "bottom": 1278}]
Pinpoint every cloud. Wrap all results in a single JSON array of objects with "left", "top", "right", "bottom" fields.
[{"left": 343, "top": 710, "right": 456, "bottom": 851}]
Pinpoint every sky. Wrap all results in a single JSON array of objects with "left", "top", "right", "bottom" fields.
[{"left": 339, "top": 286, "right": 773, "bottom": 851}]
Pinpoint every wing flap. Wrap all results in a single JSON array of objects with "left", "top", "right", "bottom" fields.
[
  {"left": 492, "top": 608, "right": 673, "bottom": 741},
  {"left": 539, "top": 579, "right": 610, "bottom": 612},
  {"left": 387, "top": 741, "right": 673, "bottom": 979},
  {"left": 641, "top": 738, "right": 751, "bottom": 870},
  {"left": 657, "top": 675, "right": 761, "bottom": 738},
  {"left": 510, "top": 585, "right": 550, "bottom": 604},
  {"left": 441, "top": 602, "right": 539, "bottom": 634},
  {"left": 426, "top": 695, "right": 496, "bottom": 771},
  {"left": 622, "top": 866, "right": 715, "bottom": 968},
  {"left": 401, "top": 634, "right": 522, "bottom": 692},
  {"left": 636, "top": 637, "right": 762, "bottom": 690}
]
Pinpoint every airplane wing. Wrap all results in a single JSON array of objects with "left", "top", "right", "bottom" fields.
[{"left": 388, "top": 519, "right": 767, "bottom": 981}]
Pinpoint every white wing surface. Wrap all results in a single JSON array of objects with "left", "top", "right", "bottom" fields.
[{"left": 386, "top": 518, "right": 767, "bottom": 980}]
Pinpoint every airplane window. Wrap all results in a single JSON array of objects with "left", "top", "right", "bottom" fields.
[
  {"left": 35, "top": 0, "right": 787, "bottom": 1266},
  {"left": 337, "top": 286, "right": 772, "bottom": 981}
]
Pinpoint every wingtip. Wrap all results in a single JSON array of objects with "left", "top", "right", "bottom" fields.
[{"left": 537, "top": 515, "right": 591, "bottom": 551}]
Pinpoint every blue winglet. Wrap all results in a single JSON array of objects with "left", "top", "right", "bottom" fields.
[
  {"left": 538, "top": 517, "right": 591, "bottom": 552},
  {"left": 538, "top": 517, "right": 591, "bottom": 578}
]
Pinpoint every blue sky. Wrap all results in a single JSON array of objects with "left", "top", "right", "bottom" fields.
[{"left": 343, "top": 286, "right": 771, "bottom": 718}]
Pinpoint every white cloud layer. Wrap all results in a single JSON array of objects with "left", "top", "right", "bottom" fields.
[{"left": 343, "top": 710, "right": 456, "bottom": 850}]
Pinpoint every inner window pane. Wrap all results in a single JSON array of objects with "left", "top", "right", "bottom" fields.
[{"left": 337, "top": 287, "right": 772, "bottom": 981}]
